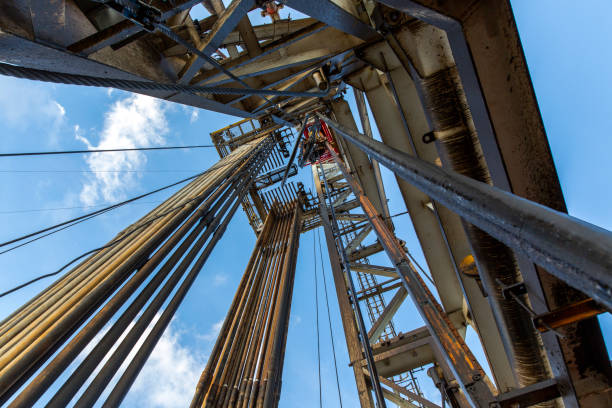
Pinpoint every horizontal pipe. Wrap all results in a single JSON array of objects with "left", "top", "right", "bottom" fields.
[{"left": 318, "top": 113, "right": 612, "bottom": 310}]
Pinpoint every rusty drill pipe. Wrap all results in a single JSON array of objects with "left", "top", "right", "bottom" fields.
[
  {"left": 7, "top": 144, "right": 271, "bottom": 407},
  {"left": 50, "top": 150, "right": 268, "bottom": 408}
]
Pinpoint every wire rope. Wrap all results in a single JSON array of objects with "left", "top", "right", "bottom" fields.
[
  {"left": 0, "top": 61, "right": 327, "bottom": 100},
  {"left": 316, "top": 227, "right": 344, "bottom": 408},
  {"left": 0, "top": 142, "right": 271, "bottom": 297},
  {"left": 0, "top": 201, "right": 162, "bottom": 215},
  {"left": 0, "top": 144, "right": 217, "bottom": 158},
  {"left": 313, "top": 229, "right": 322, "bottom": 408},
  {"left": 0, "top": 169, "right": 210, "bottom": 251}
]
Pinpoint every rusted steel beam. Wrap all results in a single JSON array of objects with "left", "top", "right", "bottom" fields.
[
  {"left": 282, "top": 0, "right": 379, "bottom": 42},
  {"left": 533, "top": 298, "right": 606, "bottom": 333},
  {"left": 179, "top": 0, "right": 255, "bottom": 84}
]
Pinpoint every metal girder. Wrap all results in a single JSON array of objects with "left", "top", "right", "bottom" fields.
[
  {"left": 357, "top": 281, "right": 402, "bottom": 303},
  {"left": 494, "top": 379, "right": 561, "bottom": 408},
  {"left": 331, "top": 98, "right": 387, "bottom": 219},
  {"left": 322, "top": 113, "right": 612, "bottom": 315},
  {"left": 235, "top": 15, "right": 262, "bottom": 57},
  {"left": 380, "top": 390, "right": 419, "bottom": 408},
  {"left": 66, "top": 0, "right": 203, "bottom": 54},
  {"left": 199, "top": 27, "right": 357, "bottom": 88},
  {"left": 368, "top": 287, "right": 408, "bottom": 344},
  {"left": 353, "top": 87, "right": 392, "bottom": 222},
  {"left": 345, "top": 225, "right": 373, "bottom": 253},
  {"left": 335, "top": 199, "right": 360, "bottom": 213},
  {"left": 365, "top": 326, "right": 435, "bottom": 377},
  {"left": 347, "top": 241, "right": 384, "bottom": 262},
  {"left": 192, "top": 22, "right": 328, "bottom": 85},
  {"left": 244, "top": 63, "right": 324, "bottom": 110},
  {"left": 335, "top": 213, "right": 368, "bottom": 222},
  {"left": 179, "top": 0, "right": 255, "bottom": 84},
  {"left": 376, "top": 375, "right": 441, "bottom": 408},
  {"left": 350, "top": 264, "right": 398, "bottom": 278},
  {"left": 221, "top": 18, "right": 316, "bottom": 47},
  {"left": 282, "top": 0, "right": 380, "bottom": 42},
  {"left": 332, "top": 189, "right": 352, "bottom": 207}
]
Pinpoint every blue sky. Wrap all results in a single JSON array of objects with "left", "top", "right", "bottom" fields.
[{"left": 0, "top": 1, "right": 610, "bottom": 407}]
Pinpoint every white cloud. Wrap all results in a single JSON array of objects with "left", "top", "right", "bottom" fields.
[
  {"left": 213, "top": 274, "right": 227, "bottom": 286},
  {"left": 76, "top": 94, "right": 169, "bottom": 205},
  {"left": 77, "top": 315, "right": 205, "bottom": 408},
  {"left": 190, "top": 108, "right": 199, "bottom": 123},
  {"left": 198, "top": 319, "right": 224, "bottom": 342},
  {"left": 128, "top": 322, "right": 204, "bottom": 408},
  {"left": 0, "top": 77, "right": 66, "bottom": 145}
]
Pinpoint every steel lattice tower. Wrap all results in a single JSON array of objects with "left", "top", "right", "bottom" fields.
[{"left": 0, "top": 1, "right": 610, "bottom": 407}]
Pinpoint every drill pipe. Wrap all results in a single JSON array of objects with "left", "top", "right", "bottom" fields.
[
  {"left": 8, "top": 142, "right": 271, "bottom": 408},
  {"left": 0, "top": 137, "right": 272, "bottom": 406},
  {"left": 191, "top": 203, "right": 302, "bottom": 408}
]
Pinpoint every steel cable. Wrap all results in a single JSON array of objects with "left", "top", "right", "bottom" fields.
[
  {"left": 0, "top": 142, "right": 272, "bottom": 297},
  {"left": 313, "top": 230, "right": 322, "bottom": 408},
  {"left": 0, "top": 61, "right": 327, "bottom": 99},
  {"left": 316, "top": 227, "right": 344, "bottom": 408},
  {"left": 0, "top": 155, "right": 248, "bottom": 253},
  {"left": 0, "top": 170, "right": 208, "bottom": 252},
  {"left": 0, "top": 144, "right": 217, "bottom": 157}
]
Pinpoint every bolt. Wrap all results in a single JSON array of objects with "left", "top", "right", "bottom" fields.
[{"left": 472, "top": 373, "right": 482, "bottom": 381}]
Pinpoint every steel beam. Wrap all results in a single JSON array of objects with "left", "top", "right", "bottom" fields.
[
  {"left": 378, "top": 2, "right": 610, "bottom": 405},
  {"left": 345, "top": 225, "right": 373, "bottom": 253},
  {"left": 193, "top": 22, "right": 328, "bottom": 85},
  {"left": 354, "top": 87, "right": 391, "bottom": 222},
  {"left": 179, "top": 0, "right": 255, "bottom": 83},
  {"left": 376, "top": 374, "right": 440, "bottom": 408},
  {"left": 347, "top": 241, "right": 384, "bottom": 262},
  {"left": 365, "top": 326, "right": 435, "bottom": 377},
  {"left": 350, "top": 264, "right": 398, "bottom": 278},
  {"left": 367, "top": 287, "right": 408, "bottom": 344},
  {"left": 330, "top": 98, "right": 387, "bottom": 219},
  {"left": 0, "top": 30, "right": 253, "bottom": 117},
  {"left": 282, "top": 0, "right": 379, "bottom": 42}
]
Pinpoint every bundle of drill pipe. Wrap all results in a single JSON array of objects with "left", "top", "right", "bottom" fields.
[
  {"left": 191, "top": 202, "right": 302, "bottom": 408},
  {"left": 0, "top": 137, "right": 273, "bottom": 407}
]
